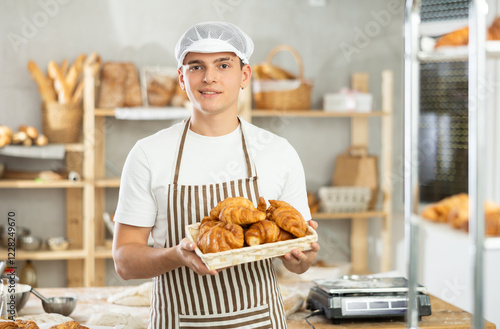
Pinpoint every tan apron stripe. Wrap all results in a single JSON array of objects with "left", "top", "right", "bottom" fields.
[
  {"left": 179, "top": 304, "right": 269, "bottom": 322},
  {"left": 201, "top": 274, "right": 212, "bottom": 315},
  {"left": 230, "top": 180, "right": 236, "bottom": 197},
  {"left": 269, "top": 259, "right": 287, "bottom": 328},
  {"left": 265, "top": 260, "right": 280, "bottom": 328},
  {"left": 173, "top": 118, "right": 191, "bottom": 185},
  {"left": 170, "top": 269, "right": 183, "bottom": 319},
  {"left": 216, "top": 183, "right": 222, "bottom": 205},
  {"left": 264, "top": 259, "right": 281, "bottom": 328},
  {"left": 194, "top": 185, "right": 201, "bottom": 222},
  {"left": 180, "top": 317, "right": 271, "bottom": 329},
  {"left": 229, "top": 265, "right": 243, "bottom": 311},
  {"left": 247, "top": 261, "right": 258, "bottom": 308},
  {"left": 202, "top": 186, "right": 209, "bottom": 217},
  {"left": 245, "top": 179, "right": 253, "bottom": 204},
  {"left": 240, "top": 123, "right": 253, "bottom": 178},
  {"left": 211, "top": 274, "right": 223, "bottom": 313},
  {"left": 224, "top": 268, "right": 238, "bottom": 311},
  {"left": 222, "top": 181, "right": 229, "bottom": 199},
  {"left": 220, "top": 269, "right": 232, "bottom": 312},
  {"left": 162, "top": 274, "right": 170, "bottom": 329}
]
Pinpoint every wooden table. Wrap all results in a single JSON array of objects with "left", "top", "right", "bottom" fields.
[
  {"left": 287, "top": 294, "right": 496, "bottom": 329},
  {"left": 18, "top": 285, "right": 496, "bottom": 329}
]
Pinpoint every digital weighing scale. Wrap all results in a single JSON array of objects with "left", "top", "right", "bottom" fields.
[{"left": 306, "top": 276, "right": 432, "bottom": 324}]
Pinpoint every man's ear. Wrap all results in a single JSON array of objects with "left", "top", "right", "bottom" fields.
[
  {"left": 178, "top": 68, "right": 185, "bottom": 90},
  {"left": 241, "top": 64, "right": 252, "bottom": 87}
]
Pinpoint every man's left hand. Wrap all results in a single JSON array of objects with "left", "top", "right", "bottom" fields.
[{"left": 279, "top": 220, "right": 320, "bottom": 274}]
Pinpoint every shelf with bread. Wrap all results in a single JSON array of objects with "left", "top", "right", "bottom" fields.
[
  {"left": 0, "top": 53, "right": 105, "bottom": 287},
  {"left": 245, "top": 68, "right": 394, "bottom": 274},
  {"left": 418, "top": 17, "right": 500, "bottom": 62}
]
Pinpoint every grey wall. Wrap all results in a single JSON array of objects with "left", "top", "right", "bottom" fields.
[{"left": 0, "top": 0, "right": 404, "bottom": 287}]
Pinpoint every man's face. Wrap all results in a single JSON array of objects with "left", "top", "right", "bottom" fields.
[{"left": 178, "top": 52, "right": 251, "bottom": 116}]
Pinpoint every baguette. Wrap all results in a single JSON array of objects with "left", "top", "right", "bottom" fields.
[
  {"left": 27, "top": 60, "right": 57, "bottom": 103},
  {"left": 48, "top": 60, "right": 71, "bottom": 104},
  {"left": 60, "top": 58, "right": 69, "bottom": 77},
  {"left": 72, "top": 61, "right": 101, "bottom": 104},
  {"left": 65, "top": 54, "right": 86, "bottom": 96}
]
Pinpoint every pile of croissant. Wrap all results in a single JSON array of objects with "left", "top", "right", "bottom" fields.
[
  {"left": 421, "top": 193, "right": 500, "bottom": 236},
  {"left": 0, "top": 320, "right": 88, "bottom": 329},
  {"left": 196, "top": 197, "right": 309, "bottom": 254},
  {"left": 434, "top": 17, "right": 500, "bottom": 48}
]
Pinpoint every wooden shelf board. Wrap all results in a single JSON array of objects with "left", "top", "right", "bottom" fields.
[
  {"left": 0, "top": 249, "right": 86, "bottom": 260},
  {"left": 0, "top": 180, "right": 85, "bottom": 189},
  {"left": 251, "top": 110, "right": 387, "bottom": 117},
  {"left": 312, "top": 211, "right": 387, "bottom": 220},
  {"left": 65, "top": 143, "right": 85, "bottom": 152},
  {"left": 95, "top": 108, "right": 116, "bottom": 116},
  {"left": 94, "top": 246, "right": 113, "bottom": 259},
  {"left": 94, "top": 178, "right": 121, "bottom": 188}
]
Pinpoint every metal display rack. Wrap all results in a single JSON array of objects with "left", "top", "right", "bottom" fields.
[{"left": 405, "top": 0, "right": 487, "bottom": 328}]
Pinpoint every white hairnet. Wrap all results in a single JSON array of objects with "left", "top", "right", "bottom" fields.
[{"left": 175, "top": 21, "right": 254, "bottom": 68}]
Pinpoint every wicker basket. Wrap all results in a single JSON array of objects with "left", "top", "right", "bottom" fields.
[
  {"left": 253, "top": 45, "right": 312, "bottom": 110},
  {"left": 185, "top": 223, "right": 318, "bottom": 271},
  {"left": 318, "top": 186, "right": 371, "bottom": 213},
  {"left": 41, "top": 102, "right": 83, "bottom": 143}
]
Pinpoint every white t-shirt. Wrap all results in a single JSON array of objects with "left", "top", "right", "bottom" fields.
[{"left": 114, "top": 118, "right": 311, "bottom": 247}]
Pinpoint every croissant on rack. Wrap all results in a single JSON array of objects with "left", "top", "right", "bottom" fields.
[
  {"left": 421, "top": 193, "right": 500, "bottom": 236},
  {"left": 268, "top": 200, "right": 308, "bottom": 238},
  {"left": 219, "top": 206, "right": 266, "bottom": 225},
  {"left": 197, "top": 222, "right": 244, "bottom": 253},
  {"left": 244, "top": 219, "right": 294, "bottom": 246},
  {"left": 421, "top": 193, "right": 468, "bottom": 223},
  {"left": 434, "top": 17, "right": 500, "bottom": 49}
]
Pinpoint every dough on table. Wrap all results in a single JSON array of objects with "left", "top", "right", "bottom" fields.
[{"left": 107, "top": 281, "right": 152, "bottom": 307}]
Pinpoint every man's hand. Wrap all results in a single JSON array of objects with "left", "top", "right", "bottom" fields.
[
  {"left": 279, "top": 220, "right": 320, "bottom": 274},
  {"left": 177, "top": 238, "right": 218, "bottom": 276}
]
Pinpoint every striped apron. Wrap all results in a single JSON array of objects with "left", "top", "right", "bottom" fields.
[{"left": 149, "top": 117, "right": 288, "bottom": 329}]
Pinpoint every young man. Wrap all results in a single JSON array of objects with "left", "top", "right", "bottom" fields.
[{"left": 112, "top": 21, "right": 319, "bottom": 329}]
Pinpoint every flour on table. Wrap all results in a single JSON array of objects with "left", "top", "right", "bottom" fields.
[{"left": 107, "top": 281, "right": 152, "bottom": 306}]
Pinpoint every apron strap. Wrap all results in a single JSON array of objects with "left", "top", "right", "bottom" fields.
[{"left": 173, "top": 116, "right": 255, "bottom": 185}]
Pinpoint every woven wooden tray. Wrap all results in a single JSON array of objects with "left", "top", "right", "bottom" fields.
[{"left": 185, "top": 222, "right": 318, "bottom": 270}]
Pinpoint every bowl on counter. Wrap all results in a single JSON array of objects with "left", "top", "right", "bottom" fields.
[
  {"left": 41, "top": 296, "right": 77, "bottom": 316},
  {"left": 0, "top": 226, "right": 30, "bottom": 248},
  {"left": 46, "top": 237, "right": 71, "bottom": 251},
  {"left": 20, "top": 236, "right": 43, "bottom": 251},
  {"left": 9, "top": 283, "right": 32, "bottom": 312}
]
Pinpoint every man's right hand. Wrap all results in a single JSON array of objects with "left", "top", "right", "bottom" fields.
[{"left": 177, "top": 238, "right": 218, "bottom": 276}]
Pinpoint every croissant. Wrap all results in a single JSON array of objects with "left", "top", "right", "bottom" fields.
[
  {"left": 257, "top": 196, "right": 267, "bottom": 212},
  {"left": 269, "top": 200, "right": 308, "bottom": 238},
  {"left": 421, "top": 193, "right": 468, "bottom": 222},
  {"left": 245, "top": 220, "right": 294, "bottom": 246},
  {"left": 197, "top": 222, "right": 244, "bottom": 253},
  {"left": 219, "top": 206, "right": 266, "bottom": 225},
  {"left": 0, "top": 322, "right": 20, "bottom": 329},
  {"left": 199, "top": 218, "right": 224, "bottom": 236},
  {"left": 210, "top": 197, "right": 256, "bottom": 218},
  {"left": 48, "top": 322, "right": 88, "bottom": 329},
  {"left": 14, "top": 321, "right": 39, "bottom": 329}
]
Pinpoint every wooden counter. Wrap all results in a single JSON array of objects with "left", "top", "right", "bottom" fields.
[
  {"left": 287, "top": 294, "right": 496, "bottom": 329},
  {"left": 18, "top": 285, "right": 496, "bottom": 329}
]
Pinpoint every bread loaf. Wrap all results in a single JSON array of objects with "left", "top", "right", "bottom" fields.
[{"left": 97, "top": 62, "right": 127, "bottom": 108}]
